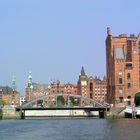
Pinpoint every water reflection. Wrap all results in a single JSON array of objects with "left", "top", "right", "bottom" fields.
[{"left": 0, "top": 119, "right": 140, "bottom": 140}]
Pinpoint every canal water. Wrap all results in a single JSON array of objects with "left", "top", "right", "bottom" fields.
[{"left": 0, "top": 118, "right": 140, "bottom": 140}]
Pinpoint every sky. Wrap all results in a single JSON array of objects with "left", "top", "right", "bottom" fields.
[{"left": 0, "top": 0, "right": 140, "bottom": 95}]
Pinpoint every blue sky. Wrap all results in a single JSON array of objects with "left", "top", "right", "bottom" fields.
[{"left": 0, "top": 0, "right": 140, "bottom": 94}]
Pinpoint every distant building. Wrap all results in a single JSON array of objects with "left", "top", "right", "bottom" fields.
[
  {"left": 49, "top": 80, "right": 77, "bottom": 95},
  {"left": 77, "top": 66, "right": 89, "bottom": 97},
  {"left": 77, "top": 67, "right": 107, "bottom": 103},
  {"left": 20, "top": 96, "right": 26, "bottom": 106},
  {"left": 106, "top": 27, "right": 140, "bottom": 107},
  {"left": 25, "top": 72, "right": 34, "bottom": 102},
  {"left": 89, "top": 76, "right": 107, "bottom": 103},
  {"left": 25, "top": 73, "right": 78, "bottom": 102},
  {"left": 0, "top": 84, "right": 20, "bottom": 107},
  {"left": 0, "top": 76, "right": 20, "bottom": 106},
  {"left": 47, "top": 80, "right": 77, "bottom": 103},
  {"left": 0, "top": 86, "right": 20, "bottom": 106},
  {"left": 25, "top": 72, "right": 49, "bottom": 102},
  {"left": 25, "top": 69, "right": 107, "bottom": 104}
]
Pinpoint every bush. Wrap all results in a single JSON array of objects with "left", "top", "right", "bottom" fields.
[{"left": 0, "top": 100, "right": 6, "bottom": 105}]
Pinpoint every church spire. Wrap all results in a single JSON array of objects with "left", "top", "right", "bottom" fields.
[
  {"left": 12, "top": 75, "right": 16, "bottom": 91},
  {"left": 28, "top": 72, "right": 33, "bottom": 88},
  {"left": 107, "top": 27, "right": 112, "bottom": 36},
  {"left": 81, "top": 66, "right": 86, "bottom": 76}
]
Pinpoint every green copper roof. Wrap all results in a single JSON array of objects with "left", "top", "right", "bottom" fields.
[
  {"left": 12, "top": 76, "right": 16, "bottom": 91},
  {"left": 28, "top": 72, "right": 33, "bottom": 87}
]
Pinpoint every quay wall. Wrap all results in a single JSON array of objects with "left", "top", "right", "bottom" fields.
[
  {"left": 1, "top": 107, "right": 20, "bottom": 119},
  {"left": 0, "top": 107, "right": 127, "bottom": 119},
  {"left": 106, "top": 107, "right": 125, "bottom": 119},
  {"left": 24, "top": 110, "right": 99, "bottom": 118}
]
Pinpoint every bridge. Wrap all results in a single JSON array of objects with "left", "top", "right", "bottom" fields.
[{"left": 16, "top": 93, "right": 109, "bottom": 119}]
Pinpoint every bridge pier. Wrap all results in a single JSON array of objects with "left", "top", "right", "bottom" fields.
[
  {"left": 99, "top": 110, "right": 105, "bottom": 118},
  {"left": 21, "top": 110, "right": 25, "bottom": 120}
]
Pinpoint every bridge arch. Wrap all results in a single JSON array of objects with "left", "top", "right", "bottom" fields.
[{"left": 22, "top": 93, "right": 106, "bottom": 108}]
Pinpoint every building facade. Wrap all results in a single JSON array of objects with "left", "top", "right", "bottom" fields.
[
  {"left": 25, "top": 69, "right": 107, "bottom": 104},
  {"left": 25, "top": 73, "right": 77, "bottom": 102},
  {"left": 77, "top": 67, "right": 107, "bottom": 103},
  {"left": 106, "top": 27, "right": 140, "bottom": 107},
  {"left": 90, "top": 76, "right": 107, "bottom": 103},
  {"left": 20, "top": 96, "right": 26, "bottom": 106},
  {"left": 49, "top": 80, "right": 77, "bottom": 95},
  {"left": 25, "top": 72, "right": 34, "bottom": 102},
  {"left": 25, "top": 72, "right": 49, "bottom": 102},
  {"left": 0, "top": 77, "right": 20, "bottom": 106},
  {"left": 0, "top": 86, "right": 20, "bottom": 106}
]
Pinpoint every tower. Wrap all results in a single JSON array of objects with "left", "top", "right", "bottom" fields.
[
  {"left": 11, "top": 76, "right": 20, "bottom": 106},
  {"left": 25, "top": 72, "right": 33, "bottom": 102},
  {"left": 77, "top": 66, "right": 88, "bottom": 97},
  {"left": 106, "top": 27, "right": 140, "bottom": 107},
  {"left": 28, "top": 72, "right": 33, "bottom": 88},
  {"left": 12, "top": 75, "right": 16, "bottom": 91}
]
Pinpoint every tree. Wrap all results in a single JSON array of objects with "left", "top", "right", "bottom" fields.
[
  {"left": 0, "top": 100, "right": 6, "bottom": 106},
  {"left": 57, "top": 96, "right": 65, "bottom": 107},
  {"left": 66, "top": 96, "right": 76, "bottom": 107}
]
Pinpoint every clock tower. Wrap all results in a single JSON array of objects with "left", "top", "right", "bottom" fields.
[{"left": 77, "top": 66, "right": 89, "bottom": 97}]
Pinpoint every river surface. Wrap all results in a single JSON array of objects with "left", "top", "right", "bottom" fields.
[{"left": 0, "top": 118, "right": 140, "bottom": 140}]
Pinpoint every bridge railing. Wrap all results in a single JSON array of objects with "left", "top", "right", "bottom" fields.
[{"left": 20, "top": 93, "right": 108, "bottom": 108}]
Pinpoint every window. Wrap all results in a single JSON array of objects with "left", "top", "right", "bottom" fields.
[
  {"left": 119, "top": 86, "right": 123, "bottom": 90},
  {"left": 119, "top": 90, "right": 123, "bottom": 94},
  {"left": 127, "top": 83, "right": 131, "bottom": 89},
  {"left": 127, "top": 96, "right": 131, "bottom": 106},
  {"left": 127, "top": 73, "right": 131, "bottom": 80},
  {"left": 90, "top": 83, "right": 93, "bottom": 91},
  {"left": 126, "top": 63, "right": 132, "bottom": 69},
  {"left": 119, "top": 78, "right": 123, "bottom": 84},
  {"left": 119, "top": 97, "right": 123, "bottom": 103}
]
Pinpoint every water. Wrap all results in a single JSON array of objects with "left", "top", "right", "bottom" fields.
[{"left": 0, "top": 118, "right": 140, "bottom": 140}]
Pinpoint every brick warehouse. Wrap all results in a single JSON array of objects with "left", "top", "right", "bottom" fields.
[
  {"left": 77, "top": 67, "right": 107, "bottom": 103},
  {"left": 25, "top": 69, "right": 107, "bottom": 104},
  {"left": 0, "top": 86, "right": 20, "bottom": 106},
  {"left": 106, "top": 27, "right": 140, "bottom": 107},
  {"left": 0, "top": 77, "right": 20, "bottom": 106}
]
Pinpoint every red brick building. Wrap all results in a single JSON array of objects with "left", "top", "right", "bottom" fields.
[
  {"left": 25, "top": 69, "right": 107, "bottom": 104},
  {"left": 49, "top": 80, "right": 77, "bottom": 95},
  {"left": 25, "top": 72, "right": 34, "bottom": 102},
  {"left": 106, "top": 27, "right": 140, "bottom": 107},
  {"left": 77, "top": 67, "right": 107, "bottom": 103},
  {"left": 25, "top": 73, "right": 77, "bottom": 102},
  {"left": 90, "top": 76, "right": 107, "bottom": 103},
  {"left": 0, "top": 86, "right": 20, "bottom": 106},
  {"left": 0, "top": 77, "right": 20, "bottom": 106}
]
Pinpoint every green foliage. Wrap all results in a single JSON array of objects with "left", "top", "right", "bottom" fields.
[
  {"left": 69, "top": 96, "right": 74, "bottom": 104},
  {"left": 0, "top": 100, "right": 6, "bottom": 105},
  {"left": 67, "top": 96, "right": 74, "bottom": 107},
  {"left": 66, "top": 97, "right": 80, "bottom": 106},
  {"left": 57, "top": 96, "right": 65, "bottom": 107}
]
